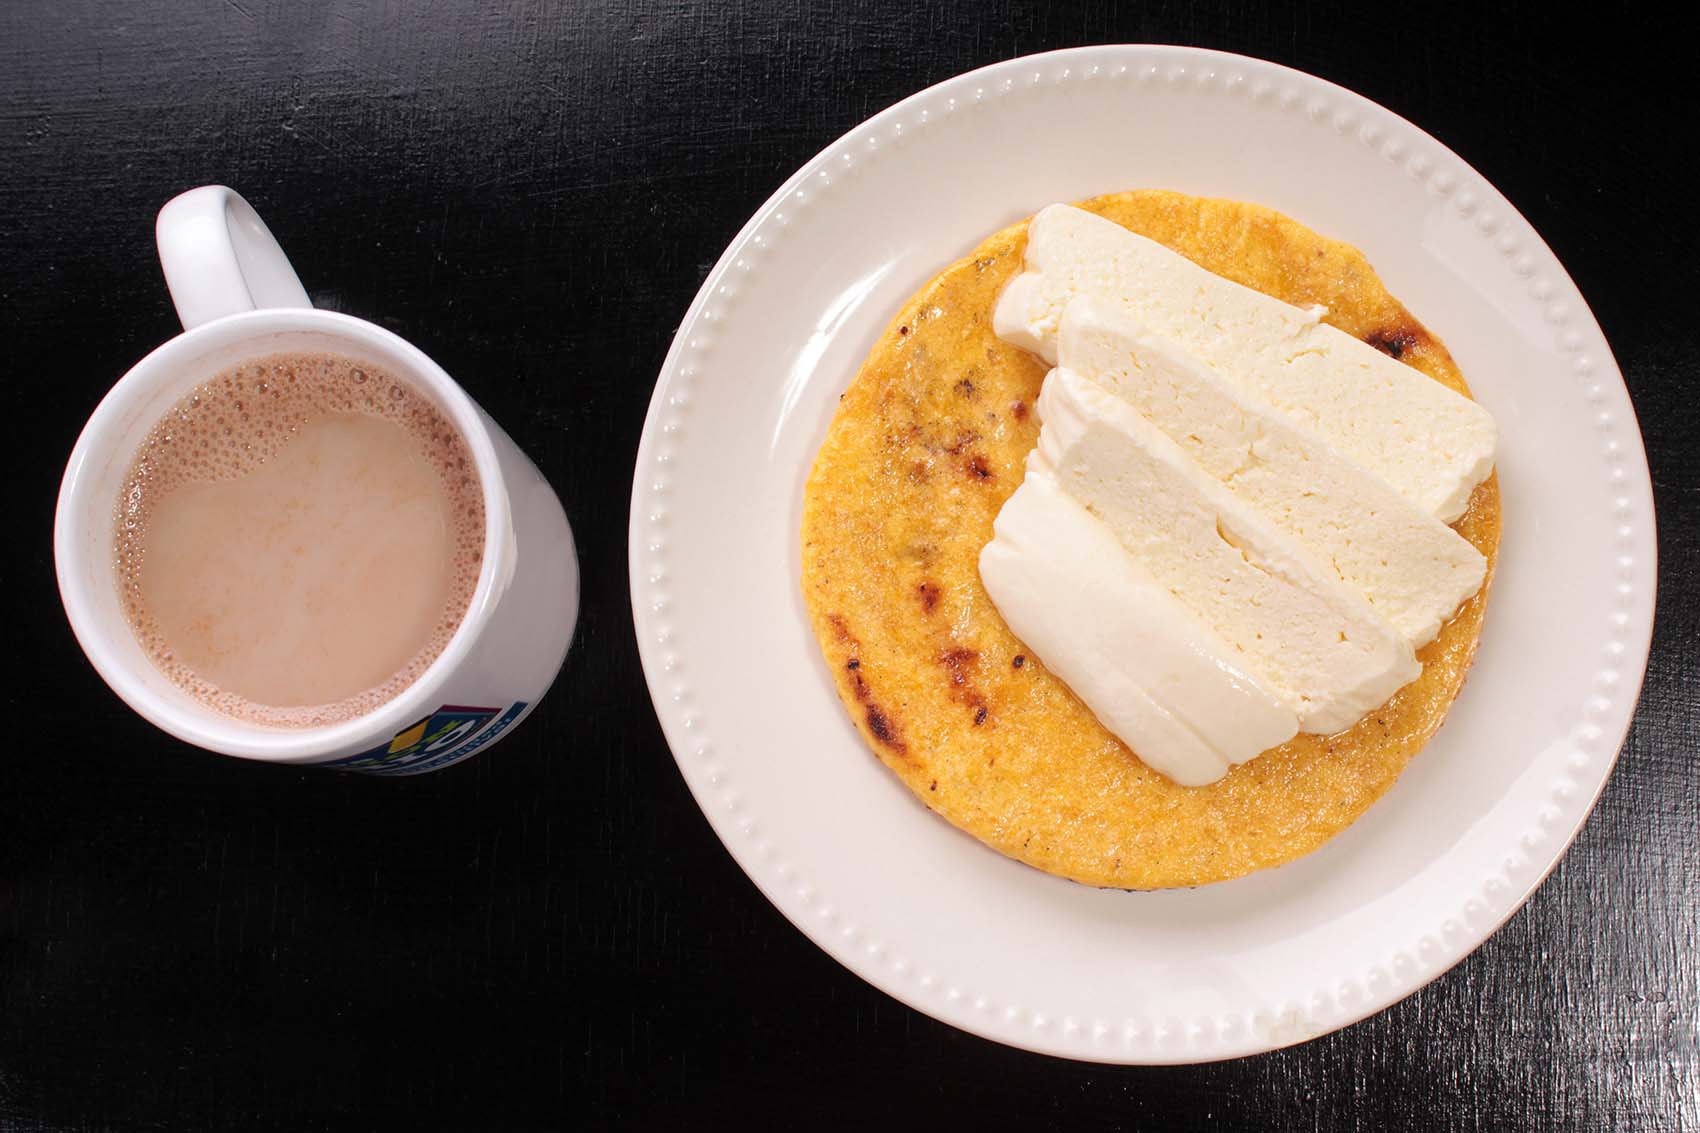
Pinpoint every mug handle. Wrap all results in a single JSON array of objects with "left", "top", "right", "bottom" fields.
[{"left": 155, "top": 185, "right": 313, "bottom": 331}]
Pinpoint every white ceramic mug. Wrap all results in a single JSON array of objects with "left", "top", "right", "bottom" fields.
[{"left": 55, "top": 186, "right": 579, "bottom": 774}]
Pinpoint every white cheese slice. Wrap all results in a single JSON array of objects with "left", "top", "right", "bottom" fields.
[
  {"left": 1036, "top": 368, "right": 1421, "bottom": 734},
  {"left": 995, "top": 204, "right": 1497, "bottom": 523},
  {"left": 1058, "top": 298, "right": 1487, "bottom": 649},
  {"left": 978, "top": 459, "right": 1298, "bottom": 786}
]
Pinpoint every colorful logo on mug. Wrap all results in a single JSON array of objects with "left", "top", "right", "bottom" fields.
[{"left": 328, "top": 701, "right": 529, "bottom": 775}]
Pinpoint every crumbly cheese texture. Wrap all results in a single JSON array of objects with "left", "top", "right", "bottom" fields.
[
  {"left": 1057, "top": 298, "right": 1487, "bottom": 649},
  {"left": 1036, "top": 368, "right": 1421, "bottom": 734},
  {"left": 979, "top": 459, "right": 1299, "bottom": 786},
  {"left": 995, "top": 204, "right": 1497, "bottom": 523},
  {"left": 800, "top": 189, "right": 1500, "bottom": 889}
]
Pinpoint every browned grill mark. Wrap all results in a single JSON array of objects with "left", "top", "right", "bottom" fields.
[
  {"left": 1012, "top": 654, "right": 1026, "bottom": 669},
  {"left": 938, "top": 647, "right": 990, "bottom": 721},
  {"left": 1364, "top": 325, "right": 1426, "bottom": 360},
  {"left": 829, "top": 616, "right": 876, "bottom": 714},
  {"left": 944, "top": 430, "right": 980, "bottom": 455},
  {"left": 865, "top": 704, "right": 906, "bottom": 754},
  {"left": 940, "top": 647, "right": 979, "bottom": 685},
  {"left": 955, "top": 378, "right": 975, "bottom": 398},
  {"left": 1010, "top": 400, "right": 1028, "bottom": 420},
  {"left": 964, "top": 455, "right": 993, "bottom": 481},
  {"left": 838, "top": 655, "right": 913, "bottom": 761},
  {"left": 898, "top": 325, "right": 910, "bottom": 336},
  {"left": 917, "top": 581, "right": 941, "bottom": 612},
  {"left": 929, "top": 779, "right": 938, "bottom": 791}
]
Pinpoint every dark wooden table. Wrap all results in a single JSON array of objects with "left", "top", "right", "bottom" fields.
[{"left": 3, "top": 3, "right": 1695, "bottom": 1128}]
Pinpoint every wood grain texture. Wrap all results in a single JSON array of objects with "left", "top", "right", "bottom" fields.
[{"left": 0, "top": 1, "right": 1694, "bottom": 1128}]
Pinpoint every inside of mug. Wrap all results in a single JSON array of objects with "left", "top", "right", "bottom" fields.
[{"left": 62, "top": 316, "right": 498, "bottom": 750}]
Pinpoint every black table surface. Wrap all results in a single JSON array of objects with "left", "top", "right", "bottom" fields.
[{"left": 3, "top": 3, "right": 1696, "bottom": 1128}]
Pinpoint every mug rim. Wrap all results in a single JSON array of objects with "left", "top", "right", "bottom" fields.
[{"left": 54, "top": 307, "right": 515, "bottom": 763}]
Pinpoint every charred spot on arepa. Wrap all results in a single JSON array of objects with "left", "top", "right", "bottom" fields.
[
  {"left": 1364, "top": 324, "right": 1428, "bottom": 360},
  {"left": 938, "top": 647, "right": 990, "bottom": 721},
  {"left": 917, "top": 581, "right": 941, "bottom": 612},
  {"left": 933, "top": 429, "right": 996, "bottom": 481},
  {"left": 835, "top": 649, "right": 912, "bottom": 761},
  {"left": 865, "top": 704, "right": 907, "bottom": 755},
  {"left": 940, "top": 647, "right": 978, "bottom": 683},
  {"left": 843, "top": 657, "right": 874, "bottom": 705},
  {"left": 943, "top": 430, "right": 980, "bottom": 454}
]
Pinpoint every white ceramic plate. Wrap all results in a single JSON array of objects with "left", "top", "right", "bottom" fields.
[{"left": 630, "top": 45, "right": 1656, "bottom": 1063}]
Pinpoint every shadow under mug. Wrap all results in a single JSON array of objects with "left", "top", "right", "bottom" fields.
[{"left": 55, "top": 186, "right": 579, "bottom": 774}]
